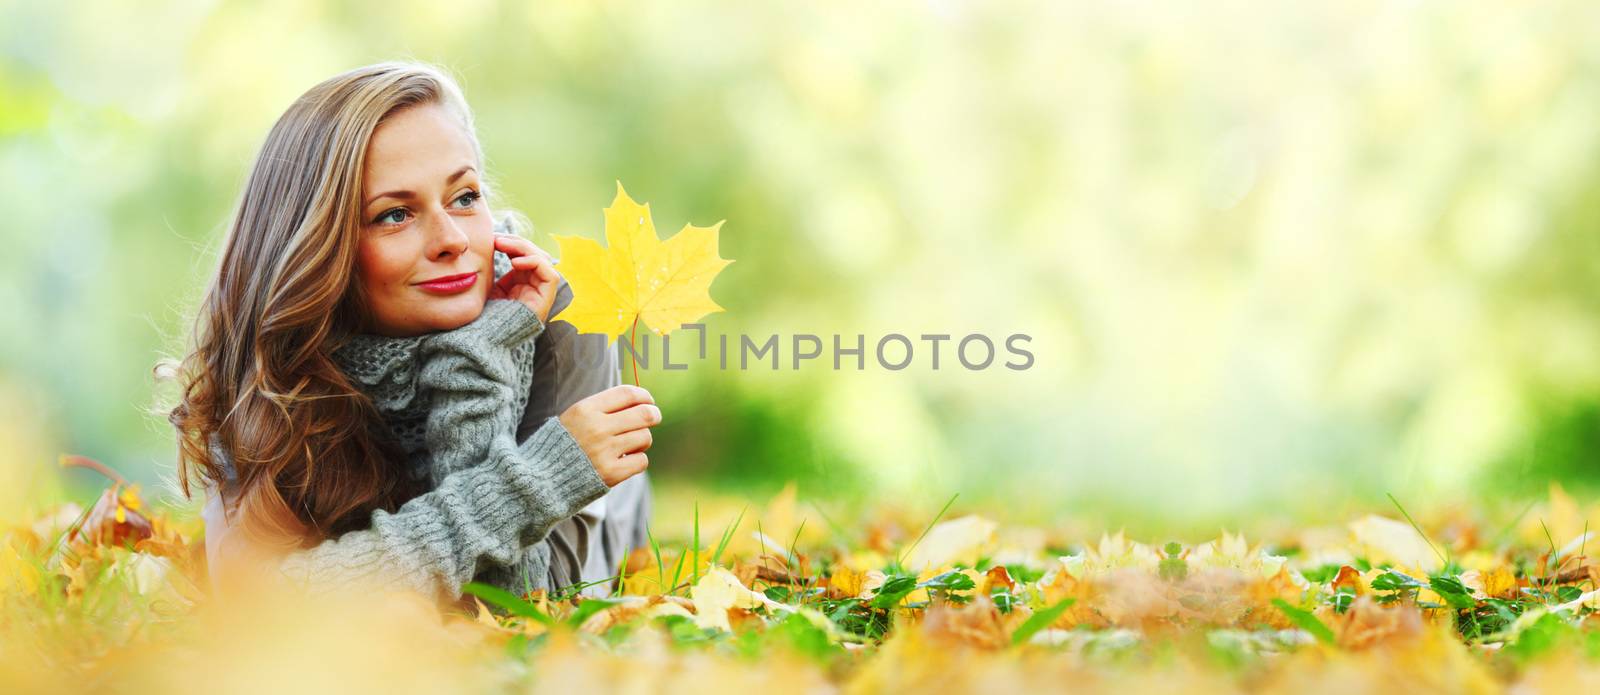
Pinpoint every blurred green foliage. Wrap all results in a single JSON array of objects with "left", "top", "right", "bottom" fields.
[{"left": 3, "top": 0, "right": 1600, "bottom": 530}]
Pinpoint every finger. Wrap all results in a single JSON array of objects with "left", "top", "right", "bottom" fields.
[
  {"left": 495, "top": 234, "right": 553, "bottom": 262},
  {"left": 494, "top": 267, "right": 529, "bottom": 294},
  {"left": 535, "top": 264, "right": 563, "bottom": 288},
  {"left": 584, "top": 385, "right": 654, "bottom": 414},
  {"left": 508, "top": 249, "right": 555, "bottom": 267},
  {"left": 602, "top": 403, "right": 661, "bottom": 435},
  {"left": 613, "top": 427, "right": 653, "bottom": 455},
  {"left": 616, "top": 452, "right": 649, "bottom": 479},
  {"left": 510, "top": 254, "right": 558, "bottom": 283},
  {"left": 493, "top": 234, "right": 540, "bottom": 258}
]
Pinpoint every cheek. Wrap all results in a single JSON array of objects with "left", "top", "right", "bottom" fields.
[
  {"left": 355, "top": 236, "right": 413, "bottom": 303},
  {"left": 465, "top": 216, "right": 495, "bottom": 264}
]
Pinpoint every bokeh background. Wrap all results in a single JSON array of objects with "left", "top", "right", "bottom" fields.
[{"left": 3, "top": 0, "right": 1599, "bottom": 535}]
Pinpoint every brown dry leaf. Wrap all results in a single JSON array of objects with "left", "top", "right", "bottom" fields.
[
  {"left": 1333, "top": 595, "right": 1423, "bottom": 650},
  {"left": 750, "top": 553, "right": 805, "bottom": 586},
  {"left": 981, "top": 565, "right": 1016, "bottom": 595},
  {"left": 1167, "top": 569, "right": 1252, "bottom": 628},
  {"left": 922, "top": 594, "right": 1008, "bottom": 650},
  {"left": 1332, "top": 564, "right": 1365, "bottom": 595},
  {"left": 73, "top": 485, "right": 154, "bottom": 547},
  {"left": 1096, "top": 568, "right": 1185, "bottom": 629},
  {"left": 732, "top": 561, "right": 761, "bottom": 590}
]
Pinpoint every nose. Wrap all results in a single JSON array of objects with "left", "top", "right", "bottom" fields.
[{"left": 422, "top": 210, "right": 469, "bottom": 262}]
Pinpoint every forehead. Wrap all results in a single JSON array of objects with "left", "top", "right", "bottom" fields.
[{"left": 362, "top": 103, "right": 478, "bottom": 193}]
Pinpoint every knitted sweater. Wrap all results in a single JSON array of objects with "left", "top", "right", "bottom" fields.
[{"left": 216, "top": 254, "right": 611, "bottom": 602}]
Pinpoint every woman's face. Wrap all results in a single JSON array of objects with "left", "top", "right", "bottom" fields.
[{"left": 355, "top": 103, "right": 494, "bottom": 337}]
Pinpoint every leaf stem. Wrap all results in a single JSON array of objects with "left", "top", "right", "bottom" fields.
[
  {"left": 627, "top": 315, "right": 641, "bottom": 387},
  {"left": 59, "top": 454, "right": 129, "bottom": 487}
]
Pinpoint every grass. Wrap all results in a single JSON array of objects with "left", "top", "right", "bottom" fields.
[{"left": 5, "top": 484, "right": 1600, "bottom": 692}]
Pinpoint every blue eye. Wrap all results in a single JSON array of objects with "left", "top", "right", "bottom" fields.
[
  {"left": 374, "top": 208, "right": 408, "bottom": 225},
  {"left": 453, "top": 190, "right": 480, "bottom": 208}
]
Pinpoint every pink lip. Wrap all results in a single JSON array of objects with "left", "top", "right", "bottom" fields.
[{"left": 414, "top": 272, "right": 478, "bottom": 295}]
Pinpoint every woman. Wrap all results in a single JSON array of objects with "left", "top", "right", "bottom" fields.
[{"left": 168, "top": 61, "right": 655, "bottom": 601}]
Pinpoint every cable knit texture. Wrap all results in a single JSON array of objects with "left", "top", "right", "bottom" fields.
[{"left": 250, "top": 248, "right": 610, "bottom": 601}]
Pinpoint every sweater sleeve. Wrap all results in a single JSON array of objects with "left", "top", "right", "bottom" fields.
[
  {"left": 274, "top": 415, "right": 610, "bottom": 601},
  {"left": 415, "top": 298, "right": 546, "bottom": 480}
]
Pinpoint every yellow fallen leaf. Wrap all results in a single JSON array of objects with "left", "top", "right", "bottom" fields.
[
  {"left": 473, "top": 599, "right": 499, "bottom": 628},
  {"left": 829, "top": 565, "right": 868, "bottom": 599},
  {"left": 689, "top": 568, "right": 788, "bottom": 631},
  {"left": 123, "top": 552, "right": 173, "bottom": 597},
  {"left": 1349, "top": 515, "right": 1442, "bottom": 571},
  {"left": 901, "top": 515, "right": 997, "bottom": 572},
  {"left": 579, "top": 596, "right": 696, "bottom": 634},
  {"left": 552, "top": 182, "right": 733, "bottom": 342},
  {"left": 1, "top": 543, "right": 38, "bottom": 596},
  {"left": 1188, "top": 531, "right": 1287, "bottom": 579},
  {"left": 1483, "top": 565, "right": 1518, "bottom": 599}
]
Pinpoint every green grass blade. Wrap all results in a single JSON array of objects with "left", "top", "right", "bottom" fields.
[
  {"left": 649, "top": 529, "right": 667, "bottom": 594},
  {"left": 1272, "top": 598, "right": 1334, "bottom": 645},
  {"left": 462, "top": 582, "right": 554, "bottom": 626},
  {"left": 1011, "top": 598, "right": 1075, "bottom": 645},
  {"left": 711, "top": 506, "right": 747, "bottom": 568},
  {"left": 1387, "top": 492, "right": 1447, "bottom": 567},
  {"left": 897, "top": 493, "right": 959, "bottom": 569},
  {"left": 613, "top": 544, "right": 632, "bottom": 598}
]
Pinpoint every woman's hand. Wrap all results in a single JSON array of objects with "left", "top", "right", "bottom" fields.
[
  {"left": 559, "top": 385, "right": 660, "bottom": 486},
  {"left": 489, "top": 234, "right": 561, "bottom": 322}
]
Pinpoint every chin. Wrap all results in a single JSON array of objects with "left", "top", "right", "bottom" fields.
[{"left": 424, "top": 293, "right": 488, "bottom": 332}]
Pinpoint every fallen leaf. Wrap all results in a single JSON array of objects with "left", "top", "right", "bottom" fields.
[
  {"left": 74, "top": 486, "right": 153, "bottom": 547},
  {"left": 689, "top": 568, "right": 789, "bottom": 631},
  {"left": 827, "top": 565, "right": 869, "bottom": 599},
  {"left": 923, "top": 594, "right": 1008, "bottom": 650},
  {"left": 901, "top": 515, "right": 997, "bottom": 572},
  {"left": 579, "top": 595, "right": 696, "bottom": 634},
  {"left": 1349, "top": 515, "right": 1442, "bottom": 571},
  {"left": 1333, "top": 595, "right": 1423, "bottom": 650}
]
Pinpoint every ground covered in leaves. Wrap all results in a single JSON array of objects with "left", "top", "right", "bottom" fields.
[{"left": 6, "top": 480, "right": 1600, "bottom": 694}]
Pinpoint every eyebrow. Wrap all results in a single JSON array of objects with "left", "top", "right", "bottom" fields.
[{"left": 364, "top": 165, "right": 476, "bottom": 207}]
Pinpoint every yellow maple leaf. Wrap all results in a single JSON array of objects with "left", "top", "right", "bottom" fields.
[{"left": 551, "top": 182, "right": 732, "bottom": 343}]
